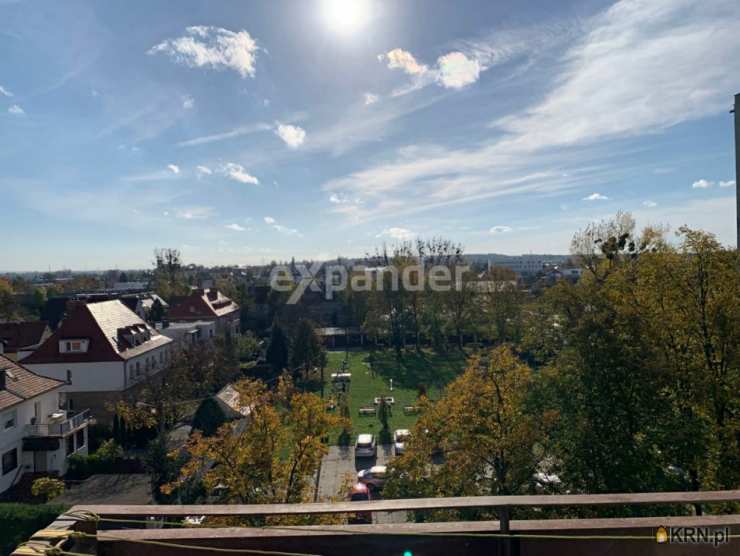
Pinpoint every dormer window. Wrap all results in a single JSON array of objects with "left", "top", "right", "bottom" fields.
[{"left": 60, "top": 339, "right": 89, "bottom": 354}]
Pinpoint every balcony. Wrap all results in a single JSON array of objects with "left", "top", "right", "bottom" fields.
[
  {"left": 24, "top": 409, "right": 90, "bottom": 437},
  {"left": 12, "top": 490, "right": 740, "bottom": 556}
]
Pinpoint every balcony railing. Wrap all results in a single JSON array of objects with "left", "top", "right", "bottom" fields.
[
  {"left": 24, "top": 409, "right": 90, "bottom": 437},
  {"left": 13, "top": 490, "right": 740, "bottom": 556}
]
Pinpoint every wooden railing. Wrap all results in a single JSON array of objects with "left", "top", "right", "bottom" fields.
[{"left": 14, "top": 490, "right": 740, "bottom": 556}]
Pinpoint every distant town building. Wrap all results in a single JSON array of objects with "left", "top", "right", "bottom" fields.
[
  {"left": 0, "top": 355, "right": 90, "bottom": 495},
  {"left": 0, "top": 322, "right": 52, "bottom": 362},
  {"left": 22, "top": 300, "right": 173, "bottom": 422},
  {"left": 168, "top": 289, "right": 240, "bottom": 337}
]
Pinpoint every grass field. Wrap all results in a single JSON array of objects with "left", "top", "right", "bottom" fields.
[{"left": 322, "top": 348, "right": 468, "bottom": 444}]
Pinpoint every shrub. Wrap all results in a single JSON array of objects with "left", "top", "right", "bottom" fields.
[
  {"left": 30, "top": 478, "right": 65, "bottom": 502},
  {"left": 0, "top": 503, "right": 67, "bottom": 556}
]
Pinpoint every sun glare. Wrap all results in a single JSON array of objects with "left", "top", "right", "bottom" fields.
[{"left": 321, "top": 0, "right": 371, "bottom": 35}]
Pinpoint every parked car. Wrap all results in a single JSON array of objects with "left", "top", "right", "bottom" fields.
[
  {"left": 393, "top": 429, "right": 411, "bottom": 456},
  {"left": 355, "top": 433, "right": 377, "bottom": 458},
  {"left": 357, "top": 465, "right": 387, "bottom": 489},
  {"left": 348, "top": 482, "right": 372, "bottom": 524}
]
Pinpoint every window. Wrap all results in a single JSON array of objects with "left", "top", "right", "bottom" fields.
[
  {"left": 2, "top": 410, "right": 16, "bottom": 430},
  {"left": 66, "top": 434, "right": 74, "bottom": 455},
  {"left": 66, "top": 370, "right": 72, "bottom": 384},
  {"left": 2, "top": 448, "right": 18, "bottom": 475},
  {"left": 75, "top": 428, "right": 85, "bottom": 448},
  {"left": 60, "top": 339, "right": 88, "bottom": 353},
  {"left": 136, "top": 362, "right": 141, "bottom": 376}
]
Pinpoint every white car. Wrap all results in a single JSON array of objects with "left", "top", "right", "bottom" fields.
[
  {"left": 355, "top": 433, "right": 377, "bottom": 458},
  {"left": 357, "top": 465, "right": 387, "bottom": 489},
  {"left": 393, "top": 429, "right": 411, "bottom": 456}
]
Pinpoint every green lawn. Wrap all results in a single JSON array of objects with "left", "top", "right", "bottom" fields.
[{"left": 322, "top": 348, "right": 468, "bottom": 444}]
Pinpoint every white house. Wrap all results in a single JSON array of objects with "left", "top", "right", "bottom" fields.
[
  {"left": 1, "top": 355, "right": 90, "bottom": 495},
  {"left": 23, "top": 300, "right": 173, "bottom": 423}
]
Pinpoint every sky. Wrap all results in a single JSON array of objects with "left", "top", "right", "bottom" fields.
[{"left": 1, "top": 0, "right": 738, "bottom": 271}]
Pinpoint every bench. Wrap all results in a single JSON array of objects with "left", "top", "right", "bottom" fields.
[
  {"left": 358, "top": 406, "right": 376, "bottom": 416},
  {"left": 403, "top": 406, "right": 420, "bottom": 415},
  {"left": 373, "top": 396, "right": 395, "bottom": 405}
]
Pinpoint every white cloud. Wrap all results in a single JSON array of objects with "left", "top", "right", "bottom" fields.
[
  {"left": 220, "top": 162, "right": 258, "bottom": 185},
  {"left": 8, "top": 104, "right": 25, "bottom": 115},
  {"left": 323, "top": 0, "right": 740, "bottom": 224},
  {"left": 436, "top": 52, "right": 481, "bottom": 89},
  {"left": 167, "top": 164, "right": 180, "bottom": 174},
  {"left": 263, "top": 216, "right": 300, "bottom": 236},
  {"left": 182, "top": 95, "right": 194, "bottom": 109},
  {"left": 642, "top": 200, "right": 658, "bottom": 207},
  {"left": 692, "top": 179, "right": 713, "bottom": 189},
  {"left": 376, "top": 227, "right": 415, "bottom": 241},
  {"left": 176, "top": 206, "right": 214, "bottom": 220},
  {"left": 273, "top": 224, "right": 301, "bottom": 236},
  {"left": 275, "top": 123, "right": 306, "bottom": 148},
  {"left": 495, "top": 0, "right": 740, "bottom": 151},
  {"left": 582, "top": 193, "right": 609, "bottom": 201},
  {"left": 0, "top": 85, "right": 14, "bottom": 97},
  {"left": 719, "top": 180, "right": 735, "bottom": 188},
  {"left": 225, "top": 223, "right": 246, "bottom": 231},
  {"left": 364, "top": 93, "right": 379, "bottom": 105},
  {"left": 329, "top": 193, "right": 348, "bottom": 204},
  {"left": 176, "top": 122, "right": 272, "bottom": 147},
  {"left": 196, "top": 165, "right": 212, "bottom": 177},
  {"left": 489, "top": 225, "right": 512, "bottom": 234},
  {"left": 148, "top": 26, "right": 259, "bottom": 78},
  {"left": 380, "top": 48, "right": 428, "bottom": 75}
]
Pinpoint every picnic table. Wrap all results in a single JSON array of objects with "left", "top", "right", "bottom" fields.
[{"left": 373, "top": 396, "right": 395, "bottom": 405}]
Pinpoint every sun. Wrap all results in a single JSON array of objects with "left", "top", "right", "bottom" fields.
[{"left": 321, "top": 0, "right": 371, "bottom": 35}]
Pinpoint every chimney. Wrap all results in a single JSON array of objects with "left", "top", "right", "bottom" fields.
[{"left": 0, "top": 369, "right": 5, "bottom": 390}]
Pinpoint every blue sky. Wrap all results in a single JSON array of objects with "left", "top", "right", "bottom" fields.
[{"left": 1, "top": 0, "right": 738, "bottom": 271}]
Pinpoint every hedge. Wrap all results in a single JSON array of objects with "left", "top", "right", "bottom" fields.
[{"left": 0, "top": 503, "right": 67, "bottom": 556}]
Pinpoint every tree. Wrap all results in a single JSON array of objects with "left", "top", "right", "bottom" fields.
[
  {"left": 266, "top": 320, "right": 290, "bottom": 377},
  {"left": 162, "top": 378, "right": 345, "bottom": 515},
  {"left": 0, "top": 278, "right": 18, "bottom": 320},
  {"left": 152, "top": 248, "right": 189, "bottom": 301},
  {"left": 290, "top": 319, "right": 325, "bottom": 385},
  {"left": 385, "top": 346, "right": 547, "bottom": 506}
]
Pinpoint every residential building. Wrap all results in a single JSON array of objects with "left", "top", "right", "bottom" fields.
[
  {"left": 22, "top": 300, "right": 173, "bottom": 423},
  {"left": 1, "top": 355, "right": 89, "bottom": 495},
  {"left": 168, "top": 288, "right": 240, "bottom": 337},
  {"left": 0, "top": 321, "right": 52, "bottom": 362},
  {"left": 158, "top": 320, "right": 216, "bottom": 349}
]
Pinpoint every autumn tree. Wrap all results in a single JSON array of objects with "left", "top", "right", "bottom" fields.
[
  {"left": 385, "top": 346, "right": 548, "bottom": 507},
  {"left": 163, "top": 378, "right": 345, "bottom": 516}
]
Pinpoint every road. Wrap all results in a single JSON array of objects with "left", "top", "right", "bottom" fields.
[{"left": 317, "top": 444, "right": 407, "bottom": 524}]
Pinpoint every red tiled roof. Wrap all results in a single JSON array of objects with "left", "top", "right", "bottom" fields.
[
  {"left": 0, "top": 355, "right": 64, "bottom": 411},
  {"left": 22, "top": 300, "right": 172, "bottom": 365},
  {"left": 168, "top": 289, "right": 239, "bottom": 321},
  {"left": 0, "top": 321, "right": 51, "bottom": 353}
]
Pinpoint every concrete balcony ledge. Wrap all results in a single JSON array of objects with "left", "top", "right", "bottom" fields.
[{"left": 24, "top": 409, "right": 90, "bottom": 437}]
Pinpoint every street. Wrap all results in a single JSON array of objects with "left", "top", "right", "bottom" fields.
[{"left": 317, "top": 444, "right": 407, "bottom": 524}]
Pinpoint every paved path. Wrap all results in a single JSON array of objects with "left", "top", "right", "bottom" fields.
[{"left": 317, "top": 444, "right": 406, "bottom": 524}]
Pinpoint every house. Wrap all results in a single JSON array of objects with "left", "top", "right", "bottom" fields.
[
  {"left": 158, "top": 320, "right": 216, "bottom": 349},
  {"left": 0, "top": 321, "right": 52, "bottom": 362},
  {"left": 0, "top": 355, "right": 90, "bottom": 495},
  {"left": 22, "top": 300, "right": 173, "bottom": 423},
  {"left": 168, "top": 288, "right": 240, "bottom": 337}
]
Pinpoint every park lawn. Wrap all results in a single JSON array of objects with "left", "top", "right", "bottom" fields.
[{"left": 323, "top": 348, "right": 468, "bottom": 444}]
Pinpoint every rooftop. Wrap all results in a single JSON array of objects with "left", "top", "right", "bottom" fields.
[{"left": 0, "top": 354, "right": 64, "bottom": 411}]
